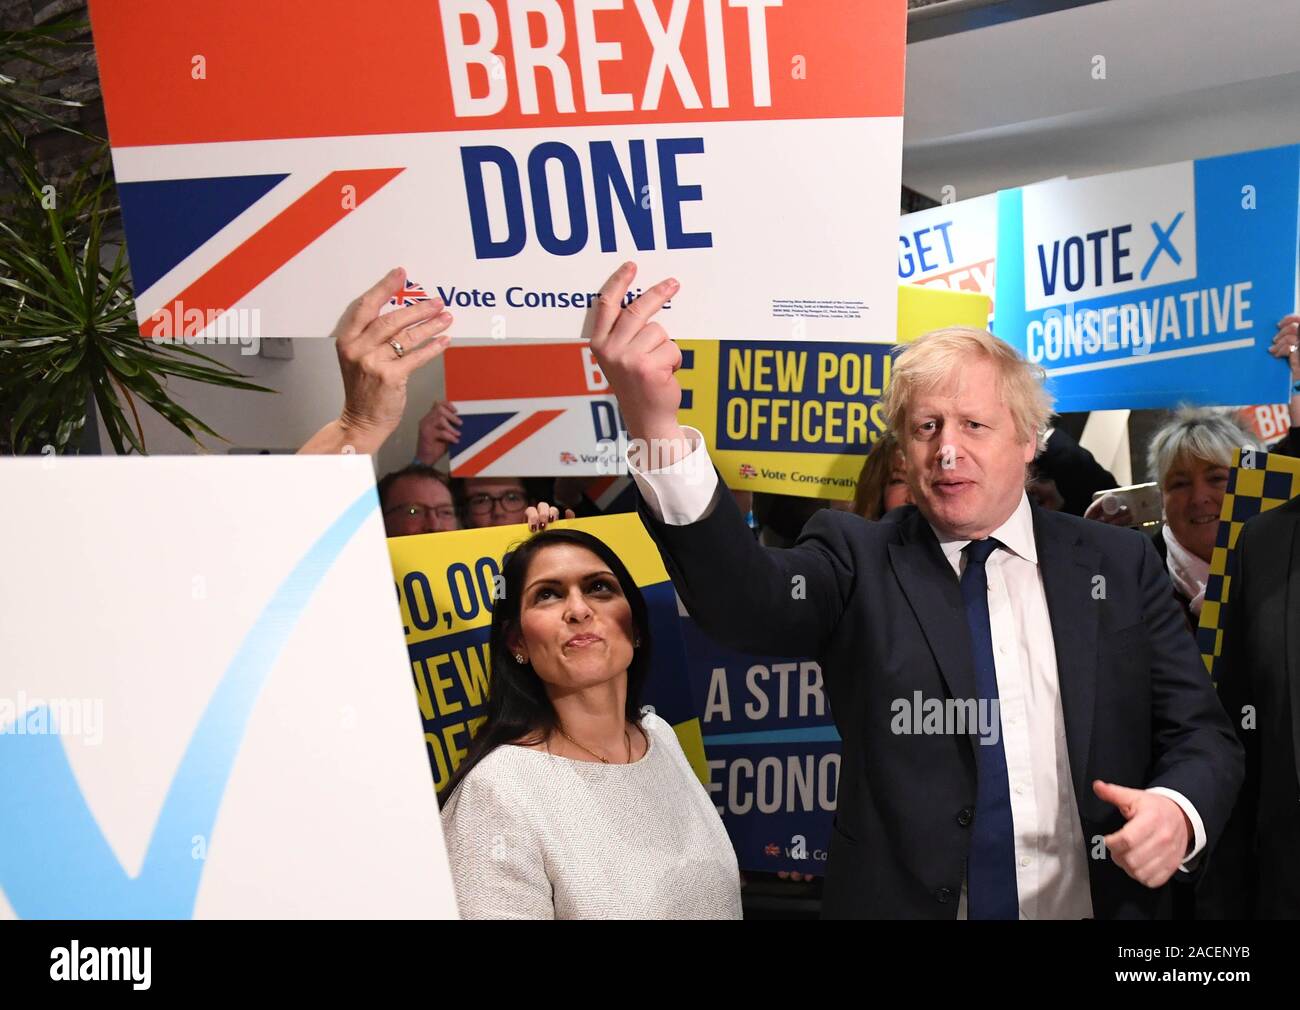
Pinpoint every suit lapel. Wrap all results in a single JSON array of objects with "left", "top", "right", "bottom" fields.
[
  {"left": 887, "top": 510, "right": 977, "bottom": 705},
  {"left": 1034, "top": 506, "right": 1101, "bottom": 808}
]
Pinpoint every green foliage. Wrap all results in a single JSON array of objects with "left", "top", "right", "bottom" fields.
[{"left": 0, "top": 19, "right": 271, "bottom": 455}]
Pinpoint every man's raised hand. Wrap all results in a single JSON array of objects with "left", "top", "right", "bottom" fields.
[{"left": 583, "top": 262, "right": 690, "bottom": 468}]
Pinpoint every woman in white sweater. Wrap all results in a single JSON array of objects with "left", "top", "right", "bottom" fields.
[{"left": 439, "top": 520, "right": 741, "bottom": 920}]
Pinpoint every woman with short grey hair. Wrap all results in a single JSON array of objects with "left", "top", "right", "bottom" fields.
[{"left": 1089, "top": 407, "right": 1259, "bottom": 626}]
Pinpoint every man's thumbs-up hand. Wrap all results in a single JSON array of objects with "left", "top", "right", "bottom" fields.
[{"left": 1093, "top": 780, "right": 1193, "bottom": 888}]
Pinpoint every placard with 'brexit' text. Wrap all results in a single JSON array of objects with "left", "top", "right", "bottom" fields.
[{"left": 91, "top": 0, "right": 907, "bottom": 343}]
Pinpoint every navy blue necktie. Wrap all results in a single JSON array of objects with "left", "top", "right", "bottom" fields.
[{"left": 960, "top": 537, "right": 1019, "bottom": 920}]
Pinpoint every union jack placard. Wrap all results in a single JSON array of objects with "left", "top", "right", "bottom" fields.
[{"left": 89, "top": 0, "right": 906, "bottom": 342}]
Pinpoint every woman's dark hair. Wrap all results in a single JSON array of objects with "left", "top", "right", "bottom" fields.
[
  {"left": 851, "top": 431, "right": 901, "bottom": 520},
  {"left": 439, "top": 528, "right": 652, "bottom": 804}
]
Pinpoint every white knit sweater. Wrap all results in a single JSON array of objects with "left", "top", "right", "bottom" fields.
[{"left": 441, "top": 712, "right": 742, "bottom": 919}]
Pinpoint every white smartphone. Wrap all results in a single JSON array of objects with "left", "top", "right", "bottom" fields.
[{"left": 1091, "top": 482, "right": 1164, "bottom": 528}]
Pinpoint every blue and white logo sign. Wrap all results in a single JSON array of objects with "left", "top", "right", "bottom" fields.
[
  {"left": 0, "top": 457, "right": 458, "bottom": 920},
  {"left": 1022, "top": 161, "right": 1198, "bottom": 312},
  {"left": 994, "top": 145, "right": 1300, "bottom": 411}
]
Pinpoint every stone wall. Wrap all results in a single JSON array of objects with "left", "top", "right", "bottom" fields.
[{"left": 1, "top": 0, "right": 107, "bottom": 182}]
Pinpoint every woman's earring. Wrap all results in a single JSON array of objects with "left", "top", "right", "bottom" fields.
[
  {"left": 515, "top": 653, "right": 527, "bottom": 664},
  {"left": 633, "top": 637, "right": 641, "bottom": 648}
]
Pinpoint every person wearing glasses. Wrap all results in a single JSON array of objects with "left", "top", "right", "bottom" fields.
[
  {"left": 458, "top": 477, "right": 575, "bottom": 528},
  {"left": 457, "top": 477, "right": 530, "bottom": 528},
  {"left": 378, "top": 464, "right": 461, "bottom": 536}
]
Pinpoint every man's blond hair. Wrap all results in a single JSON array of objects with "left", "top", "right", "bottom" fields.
[{"left": 881, "top": 327, "right": 1055, "bottom": 449}]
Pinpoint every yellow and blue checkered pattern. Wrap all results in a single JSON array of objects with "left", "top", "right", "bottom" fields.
[{"left": 1198, "top": 448, "right": 1300, "bottom": 680}]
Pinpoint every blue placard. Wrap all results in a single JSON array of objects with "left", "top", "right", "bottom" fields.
[
  {"left": 680, "top": 616, "right": 840, "bottom": 875},
  {"left": 993, "top": 145, "right": 1300, "bottom": 411}
]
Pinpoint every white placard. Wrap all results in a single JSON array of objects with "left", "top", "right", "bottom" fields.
[{"left": 0, "top": 456, "right": 458, "bottom": 919}]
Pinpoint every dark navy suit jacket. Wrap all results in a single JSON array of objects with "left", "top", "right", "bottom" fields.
[{"left": 638, "top": 478, "right": 1244, "bottom": 919}]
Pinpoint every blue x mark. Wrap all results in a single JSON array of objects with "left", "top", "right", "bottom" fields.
[
  {"left": 0, "top": 489, "right": 375, "bottom": 918},
  {"left": 1140, "top": 212, "right": 1185, "bottom": 281}
]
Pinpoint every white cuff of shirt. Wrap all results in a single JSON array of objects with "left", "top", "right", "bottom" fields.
[
  {"left": 1146, "top": 787, "right": 1207, "bottom": 870},
  {"left": 626, "top": 425, "right": 719, "bottom": 525}
]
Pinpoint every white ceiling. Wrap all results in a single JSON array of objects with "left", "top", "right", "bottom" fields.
[{"left": 903, "top": 0, "right": 1300, "bottom": 199}]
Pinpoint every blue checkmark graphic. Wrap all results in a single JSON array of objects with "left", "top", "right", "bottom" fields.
[{"left": 0, "top": 488, "right": 376, "bottom": 918}]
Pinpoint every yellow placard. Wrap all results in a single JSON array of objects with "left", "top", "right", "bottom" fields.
[
  {"left": 897, "top": 284, "right": 991, "bottom": 344},
  {"left": 387, "top": 513, "right": 671, "bottom": 649},
  {"left": 387, "top": 514, "right": 708, "bottom": 788},
  {"left": 675, "top": 285, "right": 993, "bottom": 499}
]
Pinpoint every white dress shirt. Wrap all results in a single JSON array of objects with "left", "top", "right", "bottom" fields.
[{"left": 628, "top": 426, "right": 1206, "bottom": 919}]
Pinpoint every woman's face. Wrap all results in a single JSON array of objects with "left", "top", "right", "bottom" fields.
[
  {"left": 882, "top": 453, "right": 913, "bottom": 513},
  {"left": 1162, "top": 455, "right": 1229, "bottom": 563},
  {"left": 510, "top": 544, "right": 637, "bottom": 692}
]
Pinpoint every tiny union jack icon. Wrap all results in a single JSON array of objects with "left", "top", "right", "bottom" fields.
[
  {"left": 560, "top": 451, "right": 578, "bottom": 464},
  {"left": 764, "top": 842, "right": 781, "bottom": 856},
  {"left": 739, "top": 463, "right": 757, "bottom": 478},
  {"left": 387, "top": 279, "right": 431, "bottom": 308}
]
